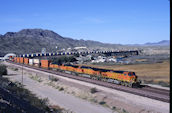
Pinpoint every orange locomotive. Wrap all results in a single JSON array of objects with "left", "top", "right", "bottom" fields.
[
  {"left": 77, "top": 66, "right": 139, "bottom": 87},
  {"left": 48, "top": 64, "right": 140, "bottom": 87},
  {"left": 11, "top": 57, "right": 140, "bottom": 87}
]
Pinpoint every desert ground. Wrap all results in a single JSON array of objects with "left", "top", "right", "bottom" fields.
[{"left": 3, "top": 62, "right": 169, "bottom": 113}]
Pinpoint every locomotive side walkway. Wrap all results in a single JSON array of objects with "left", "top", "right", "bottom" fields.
[{"left": 4, "top": 61, "right": 169, "bottom": 113}]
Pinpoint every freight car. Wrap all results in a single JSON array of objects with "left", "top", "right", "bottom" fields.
[{"left": 12, "top": 57, "right": 141, "bottom": 87}]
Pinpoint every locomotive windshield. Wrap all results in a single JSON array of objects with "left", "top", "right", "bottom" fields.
[
  {"left": 128, "top": 72, "right": 135, "bottom": 76},
  {"left": 132, "top": 72, "right": 136, "bottom": 76}
]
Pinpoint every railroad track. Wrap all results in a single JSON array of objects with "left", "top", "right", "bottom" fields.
[
  {"left": 140, "top": 86, "right": 169, "bottom": 95},
  {"left": 7, "top": 61, "right": 170, "bottom": 103}
]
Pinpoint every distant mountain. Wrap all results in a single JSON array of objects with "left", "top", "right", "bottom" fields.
[
  {"left": 0, "top": 29, "right": 123, "bottom": 56},
  {"left": 126, "top": 40, "right": 170, "bottom": 47},
  {"left": 144, "top": 40, "right": 170, "bottom": 46}
]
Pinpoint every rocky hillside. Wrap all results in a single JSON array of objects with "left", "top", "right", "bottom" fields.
[
  {"left": 0, "top": 29, "right": 123, "bottom": 56},
  {"left": 0, "top": 28, "right": 170, "bottom": 56}
]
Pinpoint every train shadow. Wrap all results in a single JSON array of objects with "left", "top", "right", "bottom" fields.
[
  {"left": 138, "top": 84, "right": 146, "bottom": 88},
  {"left": 133, "top": 84, "right": 147, "bottom": 88}
]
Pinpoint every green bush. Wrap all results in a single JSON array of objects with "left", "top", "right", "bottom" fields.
[
  {"left": 158, "top": 81, "right": 169, "bottom": 87},
  {"left": 14, "top": 68, "right": 18, "bottom": 71},
  {"left": 112, "top": 106, "right": 116, "bottom": 110},
  {"left": 49, "top": 75, "right": 59, "bottom": 82},
  {"left": 0, "top": 64, "right": 7, "bottom": 76},
  {"left": 90, "top": 87, "right": 98, "bottom": 94},
  {"left": 122, "top": 109, "right": 129, "bottom": 113},
  {"left": 59, "top": 87, "right": 64, "bottom": 91},
  {"left": 99, "top": 101, "right": 106, "bottom": 105},
  {"left": 0, "top": 77, "right": 55, "bottom": 112},
  {"left": 52, "top": 56, "right": 77, "bottom": 65}
]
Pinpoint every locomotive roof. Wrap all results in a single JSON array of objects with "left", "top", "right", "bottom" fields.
[
  {"left": 64, "top": 64, "right": 79, "bottom": 68},
  {"left": 63, "top": 64, "right": 133, "bottom": 74},
  {"left": 80, "top": 65, "right": 125, "bottom": 73}
]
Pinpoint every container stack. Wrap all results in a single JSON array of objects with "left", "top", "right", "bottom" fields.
[
  {"left": 29, "top": 59, "right": 33, "bottom": 65},
  {"left": 41, "top": 60, "right": 50, "bottom": 68},
  {"left": 17, "top": 57, "right": 20, "bottom": 63},
  {"left": 14, "top": 57, "right": 17, "bottom": 62},
  {"left": 33, "top": 59, "right": 40, "bottom": 67},
  {"left": 24, "top": 58, "right": 29, "bottom": 64},
  {"left": 19, "top": 57, "right": 24, "bottom": 64}
]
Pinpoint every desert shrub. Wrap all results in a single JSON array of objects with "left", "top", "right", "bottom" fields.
[
  {"left": 14, "top": 68, "right": 18, "bottom": 71},
  {"left": 112, "top": 106, "right": 116, "bottom": 110},
  {"left": 99, "top": 101, "right": 106, "bottom": 105},
  {"left": 0, "top": 77, "right": 55, "bottom": 112},
  {"left": 49, "top": 75, "right": 59, "bottom": 82},
  {"left": 59, "top": 87, "right": 64, "bottom": 91},
  {"left": 0, "top": 64, "right": 7, "bottom": 76},
  {"left": 143, "top": 80, "right": 154, "bottom": 84},
  {"left": 90, "top": 98, "right": 97, "bottom": 103},
  {"left": 40, "top": 98, "right": 49, "bottom": 105},
  {"left": 158, "top": 81, "right": 169, "bottom": 87},
  {"left": 90, "top": 87, "right": 98, "bottom": 94},
  {"left": 30, "top": 75, "right": 42, "bottom": 82},
  {"left": 122, "top": 109, "right": 129, "bottom": 113}
]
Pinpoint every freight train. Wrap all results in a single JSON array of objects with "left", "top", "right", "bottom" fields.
[{"left": 12, "top": 57, "right": 141, "bottom": 87}]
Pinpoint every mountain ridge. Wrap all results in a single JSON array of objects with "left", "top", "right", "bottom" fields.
[
  {"left": 144, "top": 40, "right": 170, "bottom": 46},
  {"left": 0, "top": 28, "right": 169, "bottom": 56},
  {"left": 0, "top": 28, "right": 122, "bottom": 56}
]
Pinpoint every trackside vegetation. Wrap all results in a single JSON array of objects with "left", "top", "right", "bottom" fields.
[
  {"left": 0, "top": 76, "right": 64, "bottom": 112},
  {"left": 0, "top": 64, "right": 7, "bottom": 76},
  {"left": 51, "top": 56, "right": 77, "bottom": 65}
]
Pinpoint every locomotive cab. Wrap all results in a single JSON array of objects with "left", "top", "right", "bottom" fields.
[
  {"left": 128, "top": 72, "right": 141, "bottom": 87},
  {"left": 128, "top": 72, "right": 137, "bottom": 82}
]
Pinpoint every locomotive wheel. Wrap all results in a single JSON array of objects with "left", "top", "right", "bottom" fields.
[
  {"left": 128, "top": 83, "right": 133, "bottom": 88},
  {"left": 75, "top": 72, "right": 79, "bottom": 76},
  {"left": 121, "top": 81, "right": 125, "bottom": 86},
  {"left": 92, "top": 77, "right": 97, "bottom": 80},
  {"left": 71, "top": 72, "right": 76, "bottom": 75},
  {"left": 124, "top": 82, "right": 128, "bottom": 87},
  {"left": 101, "top": 78, "right": 107, "bottom": 82}
]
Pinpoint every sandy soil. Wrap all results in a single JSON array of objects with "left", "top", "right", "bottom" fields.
[{"left": 4, "top": 62, "right": 169, "bottom": 113}]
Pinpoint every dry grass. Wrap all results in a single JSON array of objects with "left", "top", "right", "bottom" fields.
[{"left": 80, "top": 60, "right": 170, "bottom": 83}]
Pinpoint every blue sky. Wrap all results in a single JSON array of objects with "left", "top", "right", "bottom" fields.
[{"left": 0, "top": 0, "right": 170, "bottom": 44}]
